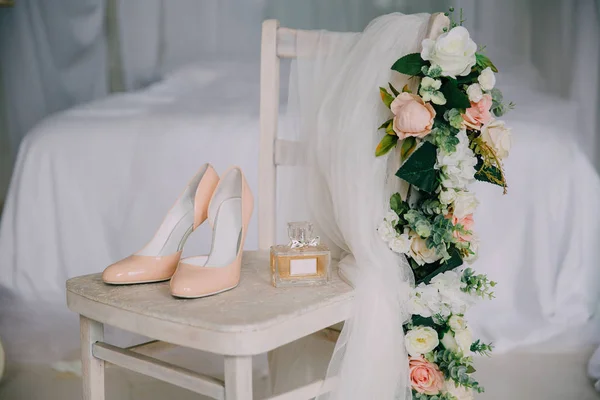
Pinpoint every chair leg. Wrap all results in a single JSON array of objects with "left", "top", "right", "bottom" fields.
[
  {"left": 224, "top": 355, "right": 253, "bottom": 400},
  {"left": 80, "top": 316, "right": 105, "bottom": 400}
]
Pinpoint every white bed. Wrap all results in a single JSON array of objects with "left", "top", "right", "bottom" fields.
[{"left": 0, "top": 62, "right": 599, "bottom": 366}]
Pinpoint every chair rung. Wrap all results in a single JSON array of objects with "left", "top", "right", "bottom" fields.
[
  {"left": 93, "top": 342, "right": 225, "bottom": 400},
  {"left": 264, "top": 376, "right": 338, "bottom": 400}
]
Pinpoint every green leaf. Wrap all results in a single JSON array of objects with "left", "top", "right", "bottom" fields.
[
  {"left": 395, "top": 141, "right": 439, "bottom": 193},
  {"left": 388, "top": 83, "right": 400, "bottom": 97},
  {"left": 466, "top": 365, "right": 477, "bottom": 374},
  {"left": 474, "top": 158, "right": 505, "bottom": 188},
  {"left": 400, "top": 137, "right": 417, "bottom": 161},
  {"left": 378, "top": 118, "right": 393, "bottom": 130},
  {"left": 476, "top": 53, "right": 499, "bottom": 73},
  {"left": 411, "top": 316, "right": 437, "bottom": 329},
  {"left": 417, "top": 247, "right": 463, "bottom": 285},
  {"left": 440, "top": 79, "right": 471, "bottom": 109},
  {"left": 391, "top": 53, "right": 427, "bottom": 76},
  {"left": 375, "top": 134, "right": 398, "bottom": 157},
  {"left": 390, "top": 193, "right": 403, "bottom": 214},
  {"left": 379, "top": 87, "right": 395, "bottom": 108}
]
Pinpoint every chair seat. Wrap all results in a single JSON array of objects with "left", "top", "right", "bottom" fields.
[{"left": 67, "top": 250, "right": 353, "bottom": 356}]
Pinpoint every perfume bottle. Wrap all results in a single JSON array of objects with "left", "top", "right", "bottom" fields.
[{"left": 270, "top": 221, "right": 331, "bottom": 288}]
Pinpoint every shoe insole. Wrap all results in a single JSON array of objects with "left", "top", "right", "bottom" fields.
[
  {"left": 137, "top": 199, "right": 194, "bottom": 257},
  {"left": 204, "top": 197, "right": 242, "bottom": 267}
]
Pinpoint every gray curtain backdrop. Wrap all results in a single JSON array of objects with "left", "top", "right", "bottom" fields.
[{"left": 0, "top": 0, "right": 598, "bottom": 200}]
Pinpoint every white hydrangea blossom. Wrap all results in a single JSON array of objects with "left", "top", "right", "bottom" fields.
[
  {"left": 377, "top": 220, "right": 396, "bottom": 242},
  {"left": 408, "top": 283, "right": 442, "bottom": 318},
  {"left": 436, "top": 130, "right": 477, "bottom": 190},
  {"left": 432, "top": 270, "right": 476, "bottom": 315},
  {"left": 389, "top": 232, "right": 412, "bottom": 254}
]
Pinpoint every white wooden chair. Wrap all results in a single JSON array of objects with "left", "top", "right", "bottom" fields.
[{"left": 67, "top": 14, "right": 444, "bottom": 400}]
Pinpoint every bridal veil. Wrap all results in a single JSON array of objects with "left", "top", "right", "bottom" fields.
[{"left": 276, "top": 13, "right": 431, "bottom": 400}]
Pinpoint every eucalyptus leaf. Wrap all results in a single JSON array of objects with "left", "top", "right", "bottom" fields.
[
  {"left": 375, "top": 134, "right": 398, "bottom": 157},
  {"left": 395, "top": 141, "right": 438, "bottom": 193},
  {"left": 391, "top": 53, "right": 426, "bottom": 76}
]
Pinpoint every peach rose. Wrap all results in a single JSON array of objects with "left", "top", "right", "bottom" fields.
[
  {"left": 462, "top": 94, "right": 492, "bottom": 129},
  {"left": 391, "top": 93, "right": 436, "bottom": 139},
  {"left": 409, "top": 356, "right": 444, "bottom": 395},
  {"left": 452, "top": 214, "right": 474, "bottom": 242}
]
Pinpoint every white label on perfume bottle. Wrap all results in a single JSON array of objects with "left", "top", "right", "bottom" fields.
[{"left": 290, "top": 258, "right": 318, "bottom": 276}]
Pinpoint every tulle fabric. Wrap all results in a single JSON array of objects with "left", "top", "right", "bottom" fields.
[{"left": 279, "top": 13, "right": 430, "bottom": 400}]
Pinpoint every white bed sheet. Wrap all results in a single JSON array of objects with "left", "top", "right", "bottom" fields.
[{"left": 0, "top": 63, "right": 599, "bottom": 364}]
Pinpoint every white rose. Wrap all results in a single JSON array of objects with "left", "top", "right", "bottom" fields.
[
  {"left": 466, "top": 83, "right": 483, "bottom": 103},
  {"left": 421, "top": 26, "right": 477, "bottom": 78},
  {"left": 455, "top": 328, "right": 473, "bottom": 354},
  {"left": 440, "top": 331, "right": 458, "bottom": 352},
  {"left": 448, "top": 315, "right": 468, "bottom": 332},
  {"left": 439, "top": 189, "right": 457, "bottom": 206},
  {"left": 389, "top": 233, "right": 411, "bottom": 254},
  {"left": 481, "top": 119, "right": 512, "bottom": 159},
  {"left": 452, "top": 191, "right": 479, "bottom": 219},
  {"left": 409, "top": 235, "right": 442, "bottom": 266},
  {"left": 443, "top": 380, "right": 474, "bottom": 400},
  {"left": 478, "top": 67, "right": 496, "bottom": 91},
  {"left": 405, "top": 326, "right": 439, "bottom": 356}
]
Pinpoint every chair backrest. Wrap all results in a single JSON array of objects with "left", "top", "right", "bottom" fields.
[{"left": 257, "top": 13, "right": 448, "bottom": 251}]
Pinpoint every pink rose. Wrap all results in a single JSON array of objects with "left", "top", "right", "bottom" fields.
[
  {"left": 391, "top": 93, "right": 436, "bottom": 139},
  {"left": 463, "top": 94, "right": 492, "bottom": 129},
  {"left": 409, "top": 356, "right": 444, "bottom": 395},
  {"left": 452, "top": 214, "right": 474, "bottom": 242}
]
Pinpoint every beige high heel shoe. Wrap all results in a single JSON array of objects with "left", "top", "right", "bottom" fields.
[
  {"left": 102, "top": 164, "right": 219, "bottom": 285},
  {"left": 170, "top": 166, "right": 253, "bottom": 298}
]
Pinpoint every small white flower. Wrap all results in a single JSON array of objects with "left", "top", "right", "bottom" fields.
[
  {"left": 419, "top": 77, "right": 447, "bottom": 105},
  {"left": 448, "top": 315, "right": 468, "bottom": 332},
  {"left": 466, "top": 83, "right": 483, "bottom": 103},
  {"left": 440, "top": 331, "right": 458, "bottom": 352},
  {"left": 384, "top": 211, "right": 399, "bottom": 225},
  {"left": 452, "top": 191, "right": 479, "bottom": 219},
  {"left": 377, "top": 220, "right": 396, "bottom": 243},
  {"left": 478, "top": 67, "right": 496, "bottom": 91},
  {"left": 389, "top": 233, "right": 412, "bottom": 254},
  {"left": 481, "top": 119, "right": 512, "bottom": 159},
  {"left": 421, "top": 26, "right": 477, "bottom": 78},
  {"left": 454, "top": 328, "right": 473, "bottom": 354},
  {"left": 439, "top": 189, "right": 457, "bottom": 206},
  {"left": 405, "top": 326, "right": 439, "bottom": 356},
  {"left": 443, "top": 379, "right": 474, "bottom": 400}
]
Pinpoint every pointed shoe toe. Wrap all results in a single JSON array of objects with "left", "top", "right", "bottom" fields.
[
  {"left": 102, "top": 253, "right": 182, "bottom": 285},
  {"left": 170, "top": 257, "right": 241, "bottom": 298}
]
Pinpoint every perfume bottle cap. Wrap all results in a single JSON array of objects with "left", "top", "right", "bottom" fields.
[{"left": 287, "top": 221, "right": 320, "bottom": 249}]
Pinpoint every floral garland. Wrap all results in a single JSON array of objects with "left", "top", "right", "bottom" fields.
[{"left": 376, "top": 9, "right": 513, "bottom": 400}]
